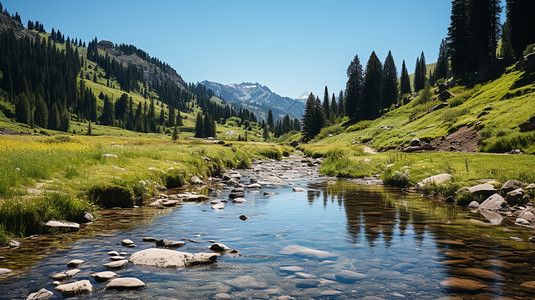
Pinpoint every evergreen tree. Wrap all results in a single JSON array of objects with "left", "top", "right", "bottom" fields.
[
  {"left": 505, "top": 0, "right": 535, "bottom": 58},
  {"left": 330, "top": 93, "right": 338, "bottom": 121},
  {"left": 195, "top": 113, "right": 204, "bottom": 138},
  {"left": 447, "top": 0, "right": 470, "bottom": 77},
  {"left": 172, "top": 125, "right": 179, "bottom": 141},
  {"left": 345, "top": 54, "right": 363, "bottom": 121},
  {"left": 168, "top": 106, "right": 175, "bottom": 127},
  {"left": 302, "top": 93, "right": 326, "bottom": 140},
  {"left": 48, "top": 103, "right": 60, "bottom": 130},
  {"left": 176, "top": 110, "right": 183, "bottom": 126},
  {"left": 34, "top": 96, "right": 48, "bottom": 128},
  {"left": 468, "top": 0, "right": 501, "bottom": 71},
  {"left": 399, "top": 59, "right": 411, "bottom": 95},
  {"left": 322, "top": 86, "right": 330, "bottom": 117},
  {"left": 382, "top": 50, "right": 398, "bottom": 110},
  {"left": 435, "top": 39, "right": 450, "bottom": 80},
  {"left": 87, "top": 121, "right": 92, "bottom": 136},
  {"left": 262, "top": 123, "right": 270, "bottom": 141},
  {"left": 338, "top": 90, "right": 344, "bottom": 117},
  {"left": 159, "top": 107, "right": 166, "bottom": 126},
  {"left": 267, "top": 109, "right": 274, "bottom": 132},
  {"left": 15, "top": 95, "right": 31, "bottom": 124},
  {"left": 362, "top": 51, "right": 383, "bottom": 119},
  {"left": 203, "top": 114, "right": 213, "bottom": 137},
  {"left": 500, "top": 18, "right": 514, "bottom": 58},
  {"left": 59, "top": 109, "right": 70, "bottom": 132}
]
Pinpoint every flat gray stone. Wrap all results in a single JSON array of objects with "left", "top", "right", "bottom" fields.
[
  {"left": 279, "top": 245, "right": 337, "bottom": 259},
  {"left": 225, "top": 275, "right": 267, "bottom": 289},
  {"left": 103, "top": 259, "right": 129, "bottom": 269},
  {"left": 129, "top": 248, "right": 218, "bottom": 268},
  {"left": 106, "top": 277, "right": 145, "bottom": 290},
  {"left": 67, "top": 259, "right": 84, "bottom": 268},
  {"left": 280, "top": 266, "right": 304, "bottom": 273},
  {"left": 45, "top": 220, "right": 80, "bottom": 231},
  {"left": 26, "top": 288, "right": 54, "bottom": 300},
  {"left": 54, "top": 280, "right": 93, "bottom": 296},
  {"left": 479, "top": 194, "right": 505, "bottom": 210},
  {"left": 91, "top": 271, "right": 117, "bottom": 282},
  {"left": 0, "top": 268, "right": 12, "bottom": 275},
  {"left": 335, "top": 270, "right": 367, "bottom": 282},
  {"left": 51, "top": 269, "right": 80, "bottom": 281}
]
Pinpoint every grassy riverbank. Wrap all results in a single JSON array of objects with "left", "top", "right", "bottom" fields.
[
  {"left": 0, "top": 134, "right": 292, "bottom": 244},
  {"left": 298, "top": 141, "right": 535, "bottom": 199}
]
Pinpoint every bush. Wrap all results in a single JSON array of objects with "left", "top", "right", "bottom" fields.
[
  {"left": 88, "top": 184, "right": 134, "bottom": 208},
  {"left": 346, "top": 120, "right": 372, "bottom": 132},
  {"left": 162, "top": 169, "right": 186, "bottom": 188},
  {"left": 455, "top": 190, "right": 484, "bottom": 206},
  {"left": 420, "top": 181, "right": 461, "bottom": 199},
  {"left": 382, "top": 169, "right": 411, "bottom": 188},
  {"left": 523, "top": 44, "right": 535, "bottom": 56}
]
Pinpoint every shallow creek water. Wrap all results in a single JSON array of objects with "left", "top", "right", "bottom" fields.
[{"left": 1, "top": 157, "right": 535, "bottom": 299}]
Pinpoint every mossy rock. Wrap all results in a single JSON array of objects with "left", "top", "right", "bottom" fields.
[{"left": 88, "top": 184, "right": 134, "bottom": 208}]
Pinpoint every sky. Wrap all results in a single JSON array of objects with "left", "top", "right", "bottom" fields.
[{"left": 4, "top": 0, "right": 469, "bottom": 99}]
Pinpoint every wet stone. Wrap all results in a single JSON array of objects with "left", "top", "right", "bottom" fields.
[
  {"left": 225, "top": 275, "right": 268, "bottom": 289},
  {"left": 155, "top": 238, "right": 185, "bottom": 248},
  {"left": 103, "top": 259, "right": 129, "bottom": 269},
  {"left": 0, "top": 268, "right": 12, "bottom": 276},
  {"left": 108, "top": 251, "right": 119, "bottom": 256},
  {"left": 106, "top": 277, "right": 145, "bottom": 290},
  {"left": 91, "top": 271, "right": 117, "bottom": 282},
  {"left": 54, "top": 280, "right": 93, "bottom": 296},
  {"left": 439, "top": 277, "right": 486, "bottom": 291},
  {"left": 110, "top": 255, "right": 126, "bottom": 261},
  {"left": 67, "top": 259, "right": 84, "bottom": 268},
  {"left": 26, "top": 288, "right": 54, "bottom": 300}
]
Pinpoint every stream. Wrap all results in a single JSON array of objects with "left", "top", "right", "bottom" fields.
[{"left": 1, "top": 155, "right": 535, "bottom": 299}]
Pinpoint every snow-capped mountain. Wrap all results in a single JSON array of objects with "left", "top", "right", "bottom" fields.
[{"left": 200, "top": 81, "right": 306, "bottom": 120}]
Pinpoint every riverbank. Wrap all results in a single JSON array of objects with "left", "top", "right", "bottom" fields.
[{"left": 0, "top": 134, "right": 293, "bottom": 245}]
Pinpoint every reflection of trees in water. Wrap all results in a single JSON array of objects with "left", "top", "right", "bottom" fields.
[{"left": 311, "top": 180, "right": 535, "bottom": 299}]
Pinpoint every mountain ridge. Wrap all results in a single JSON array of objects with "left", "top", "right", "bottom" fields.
[{"left": 201, "top": 80, "right": 306, "bottom": 121}]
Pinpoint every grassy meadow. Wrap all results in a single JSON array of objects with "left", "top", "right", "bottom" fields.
[{"left": 0, "top": 134, "right": 292, "bottom": 244}]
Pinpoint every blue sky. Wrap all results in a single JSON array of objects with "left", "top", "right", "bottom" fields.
[{"left": 2, "top": 1, "right": 498, "bottom": 98}]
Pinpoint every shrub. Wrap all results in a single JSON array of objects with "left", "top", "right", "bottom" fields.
[
  {"left": 162, "top": 169, "right": 186, "bottom": 188},
  {"left": 88, "top": 184, "right": 134, "bottom": 208},
  {"left": 346, "top": 120, "right": 372, "bottom": 132},
  {"left": 382, "top": 169, "right": 411, "bottom": 188},
  {"left": 523, "top": 44, "right": 535, "bottom": 56},
  {"left": 455, "top": 190, "right": 484, "bottom": 206}
]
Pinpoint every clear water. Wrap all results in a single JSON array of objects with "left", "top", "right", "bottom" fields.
[{"left": 1, "top": 178, "right": 535, "bottom": 299}]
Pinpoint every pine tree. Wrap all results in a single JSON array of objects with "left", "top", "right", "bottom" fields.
[
  {"left": 267, "top": 109, "right": 274, "bottom": 132},
  {"left": 505, "top": 0, "right": 535, "bottom": 58},
  {"left": 176, "top": 110, "right": 183, "bottom": 126},
  {"left": 468, "top": 0, "right": 501, "bottom": 71},
  {"left": 330, "top": 93, "right": 338, "bottom": 121},
  {"left": 338, "top": 90, "right": 344, "bottom": 117},
  {"left": 48, "top": 103, "right": 60, "bottom": 130},
  {"left": 15, "top": 95, "right": 31, "bottom": 125},
  {"left": 172, "top": 126, "right": 179, "bottom": 141},
  {"left": 159, "top": 107, "right": 166, "bottom": 126},
  {"left": 34, "top": 96, "right": 48, "bottom": 128},
  {"left": 195, "top": 113, "right": 204, "bottom": 138},
  {"left": 59, "top": 109, "right": 70, "bottom": 132},
  {"left": 302, "top": 93, "right": 326, "bottom": 140},
  {"left": 399, "top": 60, "right": 411, "bottom": 96},
  {"left": 362, "top": 51, "right": 383, "bottom": 119},
  {"left": 435, "top": 39, "right": 450, "bottom": 80},
  {"left": 345, "top": 54, "right": 363, "bottom": 121},
  {"left": 87, "top": 121, "right": 92, "bottom": 135},
  {"left": 262, "top": 124, "right": 270, "bottom": 141},
  {"left": 322, "top": 86, "right": 330, "bottom": 117},
  {"left": 500, "top": 18, "right": 514, "bottom": 58},
  {"left": 382, "top": 50, "right": 398, "bottom": 110},
  {"left": 448, "top": 0, "right": 470, "bottom": 77},
  {"left": 168, "top": 106, "right": 175, "bottom": 127}
]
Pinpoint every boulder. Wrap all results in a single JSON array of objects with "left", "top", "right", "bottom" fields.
[
  {"left": 292, "top": 187, "right": 307, "bottom": 192},
  {"left": 0, "top": 268, "right": 12, "bottom": 275},
  {"left": 438, "top": 90, "right": 455, "bottom": 101},
  {"left": 409, "top": 138, "right": 421, "bottom": 147},
  {"left": 190, "top": 175, "right": 204, "bottom": 185},
  {"left": 54, "top": 280, "right": 93, "bottom": 296},
  {"left": 128, "top": 248, "right": 218, "bottom": 268},
  {"left": 402, "top": 144, "right": 436, "bottom": 152},
  {"left": 103, "top": 259, "right": 129, "bottom": 269},
  {"left": 335, "top": 270, "right": 367, "bottom": 283},
  {"left": 155, "top": 239, "right": 185, "bottom": 248},
  {"left": 480, "top": 210, "right": 503, "bottom": 225},
  {"left": 519, "top": 211, "right": 535, "bottom": 222},
  {"left": 106, "top": 277, "right": 145, "bottom": 290},
  {"left": 82, "top": 212, "right": 94, "bottom": 223},
  {"left": 67, "top": 259, "right": 84, "bottom": 268},
  {"left": 161, "top": 200, "right": 181, "bottom": 207},
  {"left": 209, "top": 243, "right": 231, "bottom": 252},
  {"left": 416, "top": 174, "right": 453, "bottom": 189},
  {"left": 526, "top": 183, "right": 535, "bottom": 190},
  {"left": 8, "top": 240, "right": 20, "bottom": 248},
  {"left": 479, "top": 194, "right": 505, "bottom": 210},
  {"left": 26, "top": 288, "right": 54, "bottom": 300},
  {"left": 208, "top": 188, "right": 222, "bottom": 197},
  {"left": 229, "top": 192, "right": 245, "bottom": 199},
  {"left": 439, "top": 277, "right": 486, "bottom": 291},
  {"left": 462, "top": 184, "right": 496, "bottom": 198},
  {"left": 51, "top": 269, "right": 80, "bottom": 281},
  {"left": 142, "top": 237, "right": 158, "bottom": 243},
  {"left": 212, "top": 202, "right": 225, "bottom": 209},
  {"left": 44, "top": 220, "right": 80, "bottom": 232},
  {"left": 428, "top": 102, "right": 449, "bottom": 113},
  {"left": 91, "top": 271, "right": 117, "bottom": 282},
  {"left": 232, "top": 198, "right": 247, "bottom": 203},
  {"left": 247, "top": 183, "right": 262, "bottom": 189},
  {"left": 180, "top": 194, "right": 210, "bottom": 202},
  {"left": 121, "top": 239, "right": 135, "bottom": 247},
  {"left": 506, "top": 188, "right": 527, "bottom": 205},
  {"left": 519, "top": 116, "right": 535, "bottom": 132},
  {"left": 501, "top": 180, "right": 522, "bottom": 193},
  {"left": 239, "top": 214, "right": 248, "bottom": 221},
  {"left": 468, "top": 201, "right": 480, "bottom": 209}
]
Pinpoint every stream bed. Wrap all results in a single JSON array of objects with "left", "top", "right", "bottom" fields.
[{"left": 1, "top": 155, "right": 535, "bottom": 299}]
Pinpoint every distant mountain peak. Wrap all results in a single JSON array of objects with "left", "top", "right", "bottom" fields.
[{"left": 200, "top": 81, "right": 305, "bottom": 120}]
